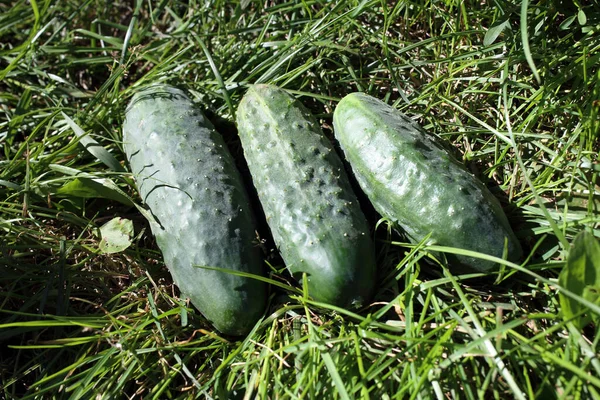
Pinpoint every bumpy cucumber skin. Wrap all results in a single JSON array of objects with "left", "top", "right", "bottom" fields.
[
  {"left": 236, "top": 84, "right": 376, "bottom": 307},
  {"left": 123, "top": 85, "right": 266, "bottom": 335},
  {"left": 333, "top": 92, "right": 522, "bottom": 272}
]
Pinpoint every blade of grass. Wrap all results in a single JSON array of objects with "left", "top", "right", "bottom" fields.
[
  {"left": 61, "top": 113, "right": 124, "bottom": 172},
  {"left": 520, "top": 0, "right": 541, "bottom": 85}
]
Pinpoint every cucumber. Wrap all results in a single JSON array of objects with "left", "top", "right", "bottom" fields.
[
  {"left": 236, "top": 84, "right": 376, "bottom": 307},
  {"left": 123, "top": 84, "right": 266, "bottom": 335},
  {"left": 333, "top": 92, "right": 522, "bottom": 272}
]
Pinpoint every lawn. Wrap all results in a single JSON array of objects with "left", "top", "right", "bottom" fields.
[{"left": 1, "top": 0, "right": 599, "bottom": 398}]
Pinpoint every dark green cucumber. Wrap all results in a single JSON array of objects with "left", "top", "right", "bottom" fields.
[
  {"left": 333, "top": 92, "right": 522, "bottom": 272},
  {"left": 123, "top": 84, "right": 266, "bottom": 335},
  {"left": 236, "top": 84, "right": 376, "bottom": 307}
]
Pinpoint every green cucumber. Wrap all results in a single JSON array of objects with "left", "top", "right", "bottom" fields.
[
  {"left": 236, "top": 84, "right": 376, "bottom": 307},
  {"left": 333, "top": 92, "right": 522, "bottom": 272},
  {"left": 123, "top": 85, "right": 266, "bottom": 335}
]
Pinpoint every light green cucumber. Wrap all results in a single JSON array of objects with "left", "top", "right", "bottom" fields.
[{"left": 333, "top": 92, "right": 522, "bottom": 272}]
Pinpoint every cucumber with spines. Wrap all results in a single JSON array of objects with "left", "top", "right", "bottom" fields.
[
  {"left": 333, "top": 92, "right": 522, "bottom": 272},
  {"left": 236, "top": 84, "right": 376, "bottom": 307},
  {"left": 123, "top": 84, "right": 266, "bottom": 335}
]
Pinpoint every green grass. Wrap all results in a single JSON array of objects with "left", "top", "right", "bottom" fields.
[{"left": 1, "top": 0, "right": 599, "bottom": 398}]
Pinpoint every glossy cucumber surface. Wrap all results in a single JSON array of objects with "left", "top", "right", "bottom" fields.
[
  {"left": 333, "top": 92, "right": 522, "bottom": 272},
  {"left": 123, "top": 84, "right": 266, "bottom": 335},
  {"left": 236, "top": 84, "right": 376, "bottom": 307}
]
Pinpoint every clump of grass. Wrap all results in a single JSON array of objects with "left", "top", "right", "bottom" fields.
[{"left": 1, "top": 0, "right": 599, "bottom": 398}]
